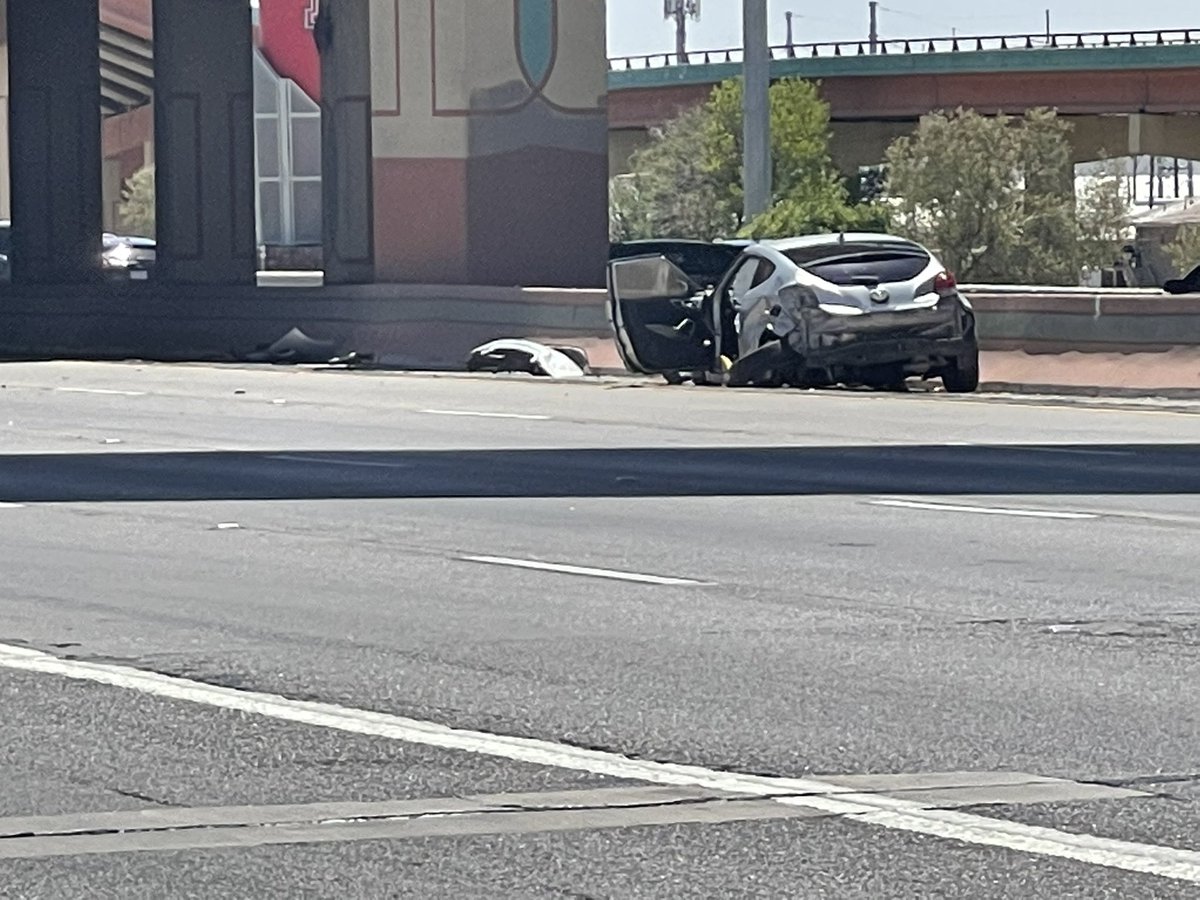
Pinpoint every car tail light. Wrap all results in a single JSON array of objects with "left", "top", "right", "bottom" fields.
[{"left": 934, "top": 271, "right": 957, "bottom": 296}]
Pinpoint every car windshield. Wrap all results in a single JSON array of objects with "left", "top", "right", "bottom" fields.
[{"left": 784, "top": 243, "right": 930, "bottom": 286}]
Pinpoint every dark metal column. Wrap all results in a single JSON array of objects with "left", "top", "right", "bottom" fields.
[
  {"left": 153, "top": 0, "right": 256, "bottom": 285},
  {"left": 316, "top": 0, "right": 374, "bottom": 284},
  {"left": 6, "top": 0, "right": 103, "bottom": 284}
]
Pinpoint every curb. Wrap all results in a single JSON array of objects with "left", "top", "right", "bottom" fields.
[{"left": 980, "top": 381, "right": 1200, "bottom": 400}]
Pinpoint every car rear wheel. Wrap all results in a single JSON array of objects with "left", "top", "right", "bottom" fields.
[{"left": 943, "top": 348, "right": 980, "bottom": 393}]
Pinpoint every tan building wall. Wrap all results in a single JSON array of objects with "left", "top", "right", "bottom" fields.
[{"left": 366, "top": 0, "right": 609, "bottom": 286}]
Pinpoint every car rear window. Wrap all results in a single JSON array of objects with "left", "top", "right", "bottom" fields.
[{"left": 784, "top": 244, "right": 930, "bottom": 286}]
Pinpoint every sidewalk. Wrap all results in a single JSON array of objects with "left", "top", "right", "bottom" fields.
[
  {"left": 559, "top": 337, "right": 1200, "bottom": 397},
  {"left": 980, "top": 348, "right": 1200, "bottom": 397}
]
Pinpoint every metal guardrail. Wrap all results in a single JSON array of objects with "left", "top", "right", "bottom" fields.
[{"left": 608, "top": 28, "right": 1199, "bottom": 71}]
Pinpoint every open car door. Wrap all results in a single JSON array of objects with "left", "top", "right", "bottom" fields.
[{"left": 607, "top": 255, "right": 715, "bottom": 375}]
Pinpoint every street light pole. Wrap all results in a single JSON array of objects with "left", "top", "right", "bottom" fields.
[{"left": 743, "top": 0, "right": 771, "bottom": 223}]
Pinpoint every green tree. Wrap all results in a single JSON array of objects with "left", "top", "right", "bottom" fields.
[
  {"left": 613, "top": 106, "right": 733, "bottom": 241},
  {"left": 1076, "top": 157, "right": 1131, "bottom": 272},
  {"left": 615, "top": 78, "right": 880, "bottom": 241},
  {"left": 117, "top": 166, "right": 156, "bottom": 238},
  {"left": 885, "top": 108, "right": 1126, "bottom": 284},
  {"left": 609, "top": 174, "right": 643, "bottom": 242},
  {"left": 1164, "top": 225, "right": 1200, "bottom": 277}
]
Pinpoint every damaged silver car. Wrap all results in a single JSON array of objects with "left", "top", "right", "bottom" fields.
[{"left": 607, "top": 233, "right": 979, "bottom": 392}]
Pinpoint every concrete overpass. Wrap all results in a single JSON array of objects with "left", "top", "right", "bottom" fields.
[{"left": 607, "top": 29, "right": 1200, "bottom": 177}]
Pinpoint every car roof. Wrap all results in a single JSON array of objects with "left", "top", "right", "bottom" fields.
[
  {"left": 612, "top": 238, "right": 752, "bottom": 250},
  {"left": 762, "top": 233, "right": 920, "bottom": 252},
  {"left": 613, "top": 239, "right": 713, "bottom": 248}
]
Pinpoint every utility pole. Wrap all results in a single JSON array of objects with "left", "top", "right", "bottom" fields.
[
  {"left": 785, "top": 11, "right": 795, "bottom": 52},
  {"left": 868, "top": 1, "right": 879, "bottom": 55},
  {"left": 1045, "top": 9, "right": 1051, "bottom": 42},
  {"left": 743, "top": 0, "right": 771, "bottom": 222},
  {"left": 664, "top": 0, "right": 701, "bottom": 65}
]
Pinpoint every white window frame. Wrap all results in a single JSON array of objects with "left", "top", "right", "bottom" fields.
[{"left": 253, "top": 50, "right": 322, "bottom": 246}]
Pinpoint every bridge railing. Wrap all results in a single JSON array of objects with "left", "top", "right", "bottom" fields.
[{"left": 608, "top": 28, "right": 1198, "bottom": 70}]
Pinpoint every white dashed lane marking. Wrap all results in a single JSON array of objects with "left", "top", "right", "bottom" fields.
[
  {"left": 55, "top": 388, "right": 146, "bottom": 397},
  {"left": 459, "top": 555, "right": 713, "bottom": 586},
  {"left": 422, "top": 409, "right": 551, "bottom": 420},
  {"left": 870, "top": 499, "right": 1099, "bottom": 520}
]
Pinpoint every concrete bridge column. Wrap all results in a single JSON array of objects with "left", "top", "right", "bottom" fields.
[
  {"left": 153, "top": 0, "right": 257, "bottom": 285},
  {"left": 315, "top": 0, "right": 375, "bottom": 285},
  {"left": 366, "top": 0, "right": 609, "bottom": 287},
  {"left": 5, "top": 0, "right": 103, "bottom": 284}
]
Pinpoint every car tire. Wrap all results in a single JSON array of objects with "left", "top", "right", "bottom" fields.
[{"left": 943, "top": 348, "right": 980, "bottom": 394}]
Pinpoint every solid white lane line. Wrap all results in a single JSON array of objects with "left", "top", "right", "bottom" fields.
[
  {"left": 56, "top": 388, "right": 146, "bottom": 397},
  {"left": 0, "top": 642, "right": 1195, "bottom": 883},
  {"left": 459, "top": 555, "right": 713, "bottom": 586},
  {"left": 0, "top": 641, "right": 835, "bottom": 799},
  {"left": 870, "top": 499, "right": 1099, "bottom": 520},
  {"left": 0, "top": 502, "right": 24, "bottom": 509},
  {"left": 422, "top": 409, "right": 550, "bottom": 421},
  {"left": 847, "top": 806, "right": 1200, "bottom": 884},
  {"left": 265, "top": 454, "right": 412, "bottom": 470}
]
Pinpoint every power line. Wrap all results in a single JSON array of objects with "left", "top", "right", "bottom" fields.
[{"left": 878, "top": 4, "right": 1045, "bottom": 31}]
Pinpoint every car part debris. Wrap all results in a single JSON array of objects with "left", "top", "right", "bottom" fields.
[
  {"left": 550, "top": 345, "right": 591, "bottom": 372},
  {"left": 466, "top": 339, "right": 588, "bottom": 378},
  {"left": 243, "top": 327, "right": 339, "bottom": 364},
  {"left": 325, "top": 351, "right": 377, "bottom": 368}
]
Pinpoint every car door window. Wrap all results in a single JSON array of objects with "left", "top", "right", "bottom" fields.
[
  {"left": 750, "top": 259, "right": 775, "bottom": 288},
  {"left": 726, "top": 259, "right": 759, "bottom": 306}
]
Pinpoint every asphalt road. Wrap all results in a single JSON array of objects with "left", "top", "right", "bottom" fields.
[{"left": 1, "top": 361, "right": 1199, "bottom": 898}]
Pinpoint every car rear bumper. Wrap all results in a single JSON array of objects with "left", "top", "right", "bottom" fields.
[
  {"left": 787, "top": 301, "right": 974, "bottom": 369},
  {"left": 795, "top": 334, "right": 975, "bottom": 368}
]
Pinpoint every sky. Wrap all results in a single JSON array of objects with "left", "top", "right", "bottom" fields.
[{"left": 607, "top": 0, "right": 1196, "bottom": 58}]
